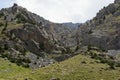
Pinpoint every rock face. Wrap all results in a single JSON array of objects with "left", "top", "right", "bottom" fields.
[
  {"left": 0, "top": 3, "right": 79, "bottom": 68},
  {"left": 77, "top": 0, "right": 120, "bottom": 51},
  {"left": 115, "top": 0, "right": 120, "bottom": 4},
  {"left": 0, "top": 1, "right": 120, "bottom": 68},
  {"left": 0, "top": 3, "right": 79, "bottom": 49},
  {"left": 10, "top": 23, "right": 54, "bottom": 55}
]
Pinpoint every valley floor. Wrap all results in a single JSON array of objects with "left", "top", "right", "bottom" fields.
[{"left": 0, "top": 53, "right": 120, "bottom": 80}]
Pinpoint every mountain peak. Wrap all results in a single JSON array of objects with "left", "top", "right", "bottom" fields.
[
  {"left": 11, "top": 3, "right": 27, "bottom": 12},
  {"left": 13, "top": 3, "right": 18, "bottom": 7}
]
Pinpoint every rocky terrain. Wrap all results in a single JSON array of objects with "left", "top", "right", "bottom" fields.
[
  {"left": 0, "top": 3, "right": 79, "bottom": 68},
  {"left": 77, "top": 0, "right": 120, "bottom": 61},
  {"left": 0, "top": 0, "right": 120, "bottom": 80},
  {"left": 0, "top": 0, "right": 119, "bottom": 71}
]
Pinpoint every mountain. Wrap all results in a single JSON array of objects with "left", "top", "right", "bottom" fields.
[
  {"left": 0, "top": 0, "right": 120, "bottom": 80},
  {"left": 67, "top": 0, "right": 120, "bottom": 70},
  {"left": 0, "top": 0, "right": 120, "bottom": 68},
  {"left": 77, "top": 0, "right": 120, "bottom": 59},
  {"left": 0, "top": 3, "right": 79, "bottom": 68}
]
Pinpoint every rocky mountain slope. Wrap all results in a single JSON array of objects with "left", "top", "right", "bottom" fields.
[
  {"left": 0, "top": 0, "right": 120, "bottom": 80},
  {"left": 0, "top": 0, "right": 120, "bottom": 70},
  {"left": 77, "top": 0, "right": 120, "bottom": 60},
  {"left": 0, "top": 3, "right": 79, "bottom": 68}
]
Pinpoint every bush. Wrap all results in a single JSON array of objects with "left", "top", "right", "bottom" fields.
[
  {"left": 0, "top": 46, "right": 4, "bottom": 53},
  {"left": 100, "top": 58, "right": 108, "bottom": 64},
  {"left": 81, "top": 61, "right": 86, "bottom": 64},
  {"left": 23, "top": 63, "right": 29, "bottom": 68},
  {"left": 109, "top": 64, "right": 115, "bottom": 69},
  {"left": 0, "top": 13, "right": 4, "bottom": 18},
  {"left": 16, "top": 13, "right": 27, "bottom": 23},
  {"left": 2, "top": 21, "right": 8, "bottom": 33},
  {"left": 65, "top": 47, "right": 73, "bottom": 54},
  {"left": 0, "top": 22, "right": 4, "bottom": 27},
  {"left": 16, "top": 20, "right": 21, "bottom": 24},
  {"left": 88, "top": 30, "right": 93, "bottom": 34},
  {"left": 115, "top": 63, "right": 120, "bottom": 67},
  {"left": 16, "top": 13, "right": 36, "bottom": 25},
  {"left": 75, "top": 46, "right": 79, "bottom": 51},
  {"left": 87, "top": 45, "right": 91, "bottom": 51},
  {"left": 4, "top": 44, "right": 9, "bottom": 50},
  {"left": 39, "top": 43, "right": 45, "bottom": 50}
]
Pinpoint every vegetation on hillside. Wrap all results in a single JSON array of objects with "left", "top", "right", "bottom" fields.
[{"left": 0, "top": 53, "right": 120, "bottom": 80}]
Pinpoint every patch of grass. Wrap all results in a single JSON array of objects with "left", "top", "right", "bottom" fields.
[
  {"left": 9, "top": 54, "right": 120, "bottom": 80},
  {"left": 0, "top": 20, "right": 23, "bottom": 39},
  {"left": 0, "top": 58, "right": 31, "bottom": 80},
  {"left": 7, "top": 22, "right": 23, "bottom": 30}
]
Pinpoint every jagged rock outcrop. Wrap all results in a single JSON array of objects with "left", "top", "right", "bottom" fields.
[
  {"left": 10, "top": 23, "right": 54, "bottom": 55},
  {"left": 77, "top": 0, "right": 120, "bottom": 55}
]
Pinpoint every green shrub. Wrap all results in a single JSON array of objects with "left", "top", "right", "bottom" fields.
[
  {"left": 0, "top": 22, "right": 4, "bottom": 27},
  {"left": 4, "top": 44, "right": 9, "bottom": 50},
  {"left": 0, "top": 46, "right": 4, "bottom": 53},
  {"left": 81, "top": 61, "right": 86, "bottom": 64},
  {"left": 2, "top": 21, "right": 8, "bottom": 33},
  {"left": 75, "top": 46, "right": 79, "bottom": 51},
  {"left": 16, "top": 13, "right": 27, "bottom": 23},
  {"left": 100, "top": 58, "right": 108, "bottom": 64},
  {"left": 65, "top": 47, "right": 73, "bottom": 54},
  {"left": 88, "top": 30, "right": 93, "bottom": 34},
  {"left": 16, "top": 13, "right": 36, "bottom": 25},
  {"left": 0, "top": 13, "right": 4, "bottom": 18},
  {"left": 23, "top": 63, "right": 29, "bottom": 68},
  {"left": 115, "top": 63, "right": 120, "bottom": 67},
  {"left": 108, "top": 61, "right": 115, "bottom": 69}
]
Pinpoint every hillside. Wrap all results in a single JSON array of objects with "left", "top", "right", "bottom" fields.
[
  {"left": 77, "top": 0, "right": 120, "bottom": 60},
  {"left": 0, "top": 3, "right": 79, "bottom": 68},
  {"left": 0, "top": 53, "right": 120, "bottom": 80},
  {"left": 0, "top": 57, "right": 30, "bottom": 79},
  {"left": 0, "top": 0, "right": 120, "bottom": 80}
]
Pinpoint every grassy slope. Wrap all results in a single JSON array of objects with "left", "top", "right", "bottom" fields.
[
  {"left": 3, "top": 54, "right": 119, "bottom": 80},
  {"left": 0, "top": 58, "right": 30, "bottom": 80}
]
